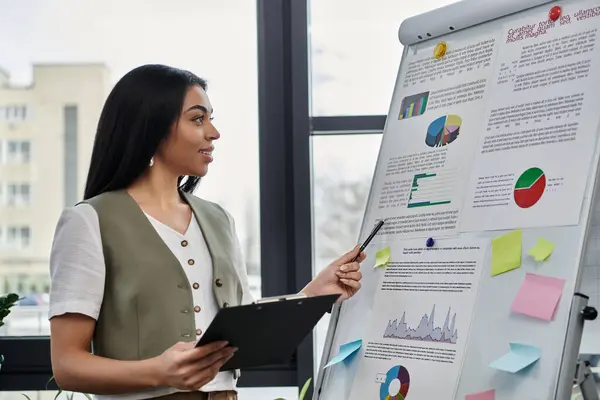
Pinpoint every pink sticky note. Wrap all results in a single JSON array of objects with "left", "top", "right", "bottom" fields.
[
  {"left": 466, "top": 389, "right": 495, "bottom": 400},
  {"left": 510, "top": 273, "right": 566, "bottom": 321}
]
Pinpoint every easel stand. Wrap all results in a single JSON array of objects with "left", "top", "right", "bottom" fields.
[
  {"left": 556, "top": 293, "right": 598, "bottom": 400},
  {"left": 575, "top": 360, "right": 599, "bottom": 400}
]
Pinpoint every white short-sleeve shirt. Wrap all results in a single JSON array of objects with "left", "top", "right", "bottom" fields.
[{"left": 49, "top": 203, "right": 253, "bottom": 400}]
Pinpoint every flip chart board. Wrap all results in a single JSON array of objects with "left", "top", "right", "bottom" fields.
[{"left": 314, "top": 0, "right": 600, "bottom": 399}]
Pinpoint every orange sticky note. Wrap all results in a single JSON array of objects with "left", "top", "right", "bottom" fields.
[
  {"left": 466, "top": 390, "right": 495, "bottom": 400},
  {"left": 510, "top": 273, "right": 566, "bottom": 321}
]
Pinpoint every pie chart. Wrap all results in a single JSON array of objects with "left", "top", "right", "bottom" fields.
[
  {"left": 380, "top": 365, "right": 410, "bottom": 400},
  {"left": 425, "top": 114, "right": 462, "bottom": 147},
  {"left": 514, "top": 167, "right": 546, "bottom": 208}
]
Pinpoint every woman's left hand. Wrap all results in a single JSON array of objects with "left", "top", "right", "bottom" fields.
[{"left": 301, "top": 246, "right": 366, "bottom": 302}]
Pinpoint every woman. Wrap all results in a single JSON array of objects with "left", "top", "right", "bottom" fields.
[{"left": 48, "top": 64, "right": 365, "bottom": 400}]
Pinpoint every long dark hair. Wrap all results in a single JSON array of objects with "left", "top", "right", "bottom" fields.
[{"left": 83, "top": 64, "right": 207, "bottom": 200}]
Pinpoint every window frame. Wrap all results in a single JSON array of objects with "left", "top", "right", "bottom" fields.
[{"left": 311, "top": 116, "right": 386, "bottom": 135}]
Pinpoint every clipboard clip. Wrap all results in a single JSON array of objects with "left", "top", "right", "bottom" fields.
[{"left": 252, "top": 293, "right": 307, "bottom": 305}]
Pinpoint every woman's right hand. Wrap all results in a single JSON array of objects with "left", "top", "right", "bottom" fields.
[{"left": 155, "top": 340, "right": 236, "bottom": 390}]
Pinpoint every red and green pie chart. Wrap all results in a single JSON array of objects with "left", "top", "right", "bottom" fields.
[
  {"left": 514, "top": 167, "right": 546, "bottom": 208},
  {"left": 380, "top": 365, "right": 410, "bottom": 400}
]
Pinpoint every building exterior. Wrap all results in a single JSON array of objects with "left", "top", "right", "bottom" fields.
[{"left": 0, "top": 64, "right": 110, "bottom": 295}]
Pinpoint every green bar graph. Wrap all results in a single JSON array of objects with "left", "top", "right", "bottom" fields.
[{"left": 408, "top": 172, "right": 454, "bottom": 208}]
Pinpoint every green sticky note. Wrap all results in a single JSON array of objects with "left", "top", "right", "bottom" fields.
[
  {"left": 375, "top": 246, "right": 391, "bottom": 268},
  {"left": 528, "top": 237, "right": 555, "bottom": 262},
  {"left": 491, "top": 230, "right": 522, "bottom": 276}
]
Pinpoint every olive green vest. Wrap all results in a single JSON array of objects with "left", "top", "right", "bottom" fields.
[{"left": 82, "top": 190, "right": 244, "bottom": 362}]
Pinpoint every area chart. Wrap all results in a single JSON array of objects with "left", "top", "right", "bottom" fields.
[
  {"left": 425, "top": 115, "right": 462, "bottom": 147},
  {"left": 380, "top": 365, "right": 410, "bottom": 400},
  {"left": 514, "top": 167, "right": 546, "bottom": 209},
  {"left": 384, "top": 305, "right": 458, "bottom": 344}
]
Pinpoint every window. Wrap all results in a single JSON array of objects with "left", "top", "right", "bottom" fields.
[
  {"left": 0, "top": 104, "right": 29, "bottom": 122},
  {"left": 0, "top": 0, "right": 259, "bottom": 320},
  {"left": 310, "top": 133, "right": 382, "bottom": 370},
  {"left": 0, "top": 0, "right": 288, "bottom": 394},
  {"left": 309, "top": 0, "right": 459, "bottom": 116},
  {"left": 6, "top": 226, "right": 31, "bottom": 249},
  {"left": 6, "top": 140, "right": 30, "bottom": 163},
  {"left": 7, "top": 183, "right": 30, "bottom": 206}
]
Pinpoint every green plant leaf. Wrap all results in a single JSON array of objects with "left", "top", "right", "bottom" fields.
[
  {"left": 298, "top": 377, "right": 312, "bottom": 400},
  {"left": 84, "top": 394, "right": 93, "bottom": 400},
  {"left": 21, "top": 394, "right": 32, "bottom": 400},
  {"left": 53, "top": 389, "right": 63, "bottom": 400},
  {"left": 46, "top": 375, "right": 57, "bottom": 390},
  {"left": 6, "top": 293, "right": 19, "bottom": 303}
]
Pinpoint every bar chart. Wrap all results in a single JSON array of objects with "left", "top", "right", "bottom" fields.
[
  {"left": 407, "top": 170, "right": 457, "bottom": 209},
  {"left": 399, "top": 91, "right": 429, "bottom": 120}
]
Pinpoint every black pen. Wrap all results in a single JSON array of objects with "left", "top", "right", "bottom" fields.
[{"left": 351, "top": 219, "right": 385, "bottom": 262}]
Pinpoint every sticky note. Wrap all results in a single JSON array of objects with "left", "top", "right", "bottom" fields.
[
  {"left": 491, "top": 230, "right": 522, "bottom": 276},
  {"left": 528, "top": 237, "right": 555, "bottom": 261},
  {"left": 375, "top": 246, "right": 391, "bottom": 268},
  {"left": 324, "top": 339, "right": 362, "bottom": 368},
  {"left": 489, "top": 342, "right": 541, "bottom": 373},
  {"left": 466, "top": 389, "right": 495, "bottom": 400},
  {"left": 510, "top": 273, "right": 566, "bottom": 321}
]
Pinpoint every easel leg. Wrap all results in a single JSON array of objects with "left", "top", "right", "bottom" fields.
[
  {"left": 575, "top": 360, "right": 600, "bottom": 400},
  {"left": 556, "top": 293, "right": 598, "bottom": 399}
]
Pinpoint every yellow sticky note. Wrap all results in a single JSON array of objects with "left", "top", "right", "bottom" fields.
[
  {"left": 528, "top": 237, "right": 555, "bottom": 262},
  {"left": 491, "top": 230, "right": 522, "bottom": 276},
  {"left": 375, "top": 246, "right": 391, "bottom": 268}
]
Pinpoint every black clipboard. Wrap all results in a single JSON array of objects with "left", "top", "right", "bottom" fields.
[{"left": 195, "top": 293, "right": 339, "bottom": 370}]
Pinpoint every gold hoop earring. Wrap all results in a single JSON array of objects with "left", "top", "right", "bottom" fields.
[{"left": 149, "top": 157, "right": 154, "bottom": 167}]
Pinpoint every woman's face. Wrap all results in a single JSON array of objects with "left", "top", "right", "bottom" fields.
[{"left": 156, "top": 84, "right": 220, "bottom": 178}]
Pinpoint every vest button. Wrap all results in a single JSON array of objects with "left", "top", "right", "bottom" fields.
[
  {"left": 223, "top": 302, "right": 229, "bottom": 308},
  {"left": 181, "top": 240, "right": 188, "bottom": 247},
  {"left": 215, "top": 279, "right": 223, "bottom": 287},
  {"left": 194, "top": 305, "right": 201, "bottom": 313},
  {"left": 196, "top": 328, "right": 202, "bottom": 336},
  {"left": 192, "top": 282, "right": 199, "bottom": 290},
  {"left": 187, "top": 259, "right": 195, "bottom": 266}
]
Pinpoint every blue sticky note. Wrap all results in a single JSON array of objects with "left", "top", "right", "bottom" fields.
[
  {"left": 489, "top": 342, "right": 541, "bottom": 373},
  {"left": 324, "top": 339, "right": 362, "bottom": 368}
]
